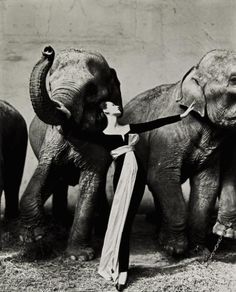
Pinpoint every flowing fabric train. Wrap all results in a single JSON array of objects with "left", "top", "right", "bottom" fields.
[{"left": 98, "top": 134, "right": 139, "bottom": 283}]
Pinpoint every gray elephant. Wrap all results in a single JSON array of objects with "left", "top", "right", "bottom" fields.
[
  {"left": 0, "top": 100, "right": 27, "bottom": 227},
  {"left": 20, "top": 46, "right": 122, "bottom": 260},
  {"left": 120, "top": 49, "right": 236, "bottom": 255}
]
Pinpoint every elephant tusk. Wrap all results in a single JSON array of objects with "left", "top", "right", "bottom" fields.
[
  {"left": 227, "top": 87, "right": 236, "bottom": 94},
  {"left": 56, "top": 101, "right": 72, "bottom": 119}
]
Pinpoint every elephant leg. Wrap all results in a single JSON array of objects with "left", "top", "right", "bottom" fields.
[
  {"left": 213, "top": 155, "right": 236, "bottom": 239},
  {"left": 20, "top": 162, "right": 53, "bottom": 241},
  {"left": 188, "top": 161, "right": 220, "bottom": 250},
  {"left": 147, "top": 170, "right": 188, "bottom": 256},
  {"left": 66, "top": 170, "right": 102, "bottom": 261},
  {"left": 4, "top": 153, "right": 26, "bottom": 221},
  {"left": 213, "top": 187, "right": 236, "bottom": 239},
  {"left": 52, "top": 182, "right": 69, "bottom": 226}
]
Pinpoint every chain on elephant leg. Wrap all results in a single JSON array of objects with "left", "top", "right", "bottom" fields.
[{"left": 203, "top": 222, "right": 232, "bottom": 266}]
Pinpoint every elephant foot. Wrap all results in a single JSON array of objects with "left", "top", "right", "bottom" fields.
[
  {"left": 188, "top": 244, "right": 210, "bottom": 258},
  {"left": 21, "top": 238, "right": 55, "bottom": 260},
  {"left": 66, "top": 245, "right": 95, "bottom": 261},
  {"left": 19, "top": 225, "right": 46, "bottom": 243},
  {"left": 158, "top": 229, "right": 188, "bottom": 256},
  {"left": 19, "top": 225, "right": 55, "bottom": 260},
  {"left": 213, "top": 220, "right": 235, "bottom": 238}
]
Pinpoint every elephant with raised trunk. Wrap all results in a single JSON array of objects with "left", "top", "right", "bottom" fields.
[
  {"left": 121, "top": 49, "right": 236, "bottom": 255},
  {"left": 20, "top": 46, "right": 122, "bottom": 260},
  {"left": 0, "top": 100, "right": 27, "bottom": 227}
]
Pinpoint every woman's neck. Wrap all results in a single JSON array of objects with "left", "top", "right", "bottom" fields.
[
  {"left": 103, "top": 114, "right": 129, "bottom": 135},
  {"left": 106, "top": 115, "right": 118, "bottom": 129}
]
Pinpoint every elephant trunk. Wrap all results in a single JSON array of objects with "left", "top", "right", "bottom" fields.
[
  {"left": 29, "top": 46, "right": 66, "bottom": 125},
  {"left": 50, "top": 83, "right": 85, "bottom": 125}
]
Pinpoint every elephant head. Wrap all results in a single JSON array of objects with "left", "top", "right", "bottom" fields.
[
  {"left": 177, "top": 49, "right": 236, "bottom": 128},
  {"left": 29, "top": 46, "right": 123, "bottom": 132}
]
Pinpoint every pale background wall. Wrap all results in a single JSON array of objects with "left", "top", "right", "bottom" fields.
[{"left": 0, "top": 0, "right": 236, "bottom": 210}]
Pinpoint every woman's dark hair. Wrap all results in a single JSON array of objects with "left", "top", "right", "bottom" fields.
[
  {"left": 100, "top": 101, "right": 108, "bottom": 110},
  {"left": 97, "top": 101, "right": 109, "bottom": 130}
]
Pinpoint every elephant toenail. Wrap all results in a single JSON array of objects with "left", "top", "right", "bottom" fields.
[
  {"left": 225, "top": 229, "right": 234, "bottom": 238},
  {"left": 70, "top": 255, "right": 77, "bottom": 261},
  {"left": 35, "top": 235, "right": 43, "bottom": 241},
  {"left": 78, "top": 255, "right": 86, "bottom": 261}
]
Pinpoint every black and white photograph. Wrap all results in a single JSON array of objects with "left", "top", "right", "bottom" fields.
[{"left": 0, "top": 0, "right": 236, "bottom": 291}]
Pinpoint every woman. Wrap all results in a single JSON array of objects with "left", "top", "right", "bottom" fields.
[{"left": 97, "top": 101, "right": 194, "bottom": 291}]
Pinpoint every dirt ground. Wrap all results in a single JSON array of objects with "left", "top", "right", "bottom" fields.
[{"left": 0, "top": 214, "right": 236, "bottom": 292}]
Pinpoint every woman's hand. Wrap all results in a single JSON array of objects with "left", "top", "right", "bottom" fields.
[{"left": 180, "top": 101, "right": 195, "bottom": 119}]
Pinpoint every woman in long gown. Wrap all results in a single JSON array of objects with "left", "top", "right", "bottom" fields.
[{"left": 97, "top": 101, "right": 194, "bottom": 291}]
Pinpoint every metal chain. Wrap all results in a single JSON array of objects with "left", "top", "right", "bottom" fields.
[
  {"left": 204, "top": 234, "right": 224, "bottom": 264},
  {"left": 204, "top": 222, "right": 232, "bottom": 266}
]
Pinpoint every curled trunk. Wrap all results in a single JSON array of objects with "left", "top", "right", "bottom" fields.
[{"left": 29, "top": 46, "right": 65, "bottom": 125}]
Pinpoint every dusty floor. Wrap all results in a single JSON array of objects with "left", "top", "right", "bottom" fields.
[{"left": 0, "top": 215, "right": 235, "bottom": 292}]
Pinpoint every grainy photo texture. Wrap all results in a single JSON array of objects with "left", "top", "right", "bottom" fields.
[{"left": 0, "top": 1, "right": 236, "bottom": 291}]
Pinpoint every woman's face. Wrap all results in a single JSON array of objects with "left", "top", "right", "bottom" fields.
[{"left": 103, "top": 101, "right": 122, "bottom": 116}]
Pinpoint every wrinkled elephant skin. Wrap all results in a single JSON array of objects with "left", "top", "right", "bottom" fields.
[{"left": 121, "top": 49, "right": 236, "bottom": 255}]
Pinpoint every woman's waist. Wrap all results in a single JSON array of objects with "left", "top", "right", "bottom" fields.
[{"left": 111, "top": 144, "right": 136, "bottom": 159}]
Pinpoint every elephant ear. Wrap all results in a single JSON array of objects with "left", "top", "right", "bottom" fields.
[
  {"left": 110, "top": 68, "right": 120, "bottom": 86},
  {"left": 176, "top": 66, "right": 206, "bottom": 117},
  {"left": 109, "top": 68, "right": 123, "bottom": 116}
]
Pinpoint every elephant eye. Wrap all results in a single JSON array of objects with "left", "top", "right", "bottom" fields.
[{"left": 229, "top": 75, "right": 236, "bottom": 85}]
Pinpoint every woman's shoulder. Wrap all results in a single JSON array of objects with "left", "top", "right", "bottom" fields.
[{"left": 103, "top": 124, "right": 130, "bottom": 136}]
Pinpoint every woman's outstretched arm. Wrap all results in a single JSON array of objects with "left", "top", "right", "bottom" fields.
[
  {"left": 129, "top": 102, "right": 195, "bottom": 134},
  {"left": 129, "top": 114, "right": 181, "bottom": 133}
]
